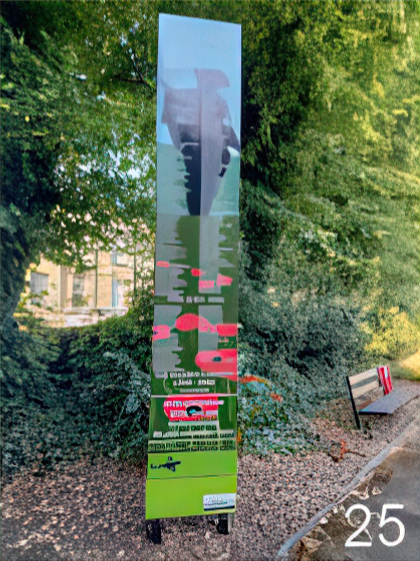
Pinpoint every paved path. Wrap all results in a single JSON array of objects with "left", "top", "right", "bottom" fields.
[{"left": 289, "top": 412, "right": 420, "bottom": 561}]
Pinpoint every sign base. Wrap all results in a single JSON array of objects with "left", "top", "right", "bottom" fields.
[{"left": 146, "top": 474, "right": 237, "bottom": 520}]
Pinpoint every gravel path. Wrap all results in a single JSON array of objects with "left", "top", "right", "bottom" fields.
[{"left": 2, "top": 379, "right": 419, "bottom": 561}]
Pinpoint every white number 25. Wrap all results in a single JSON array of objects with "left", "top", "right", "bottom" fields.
[{"left": 345, "top": 504, "right": 405, "bottom": 548}]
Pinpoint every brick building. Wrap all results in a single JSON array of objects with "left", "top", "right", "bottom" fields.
[{"left": 24, "top": 249, "right": 151, "bottom": 327}]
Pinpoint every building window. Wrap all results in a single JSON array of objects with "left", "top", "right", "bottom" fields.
[
  {"left": 30, "top": 272, "right": 49, "bottom": 294},
  {"left": 111, "top": 250, "right": 128, "bottom": 266},
  {"left": 111, "top": 276, "right": 124, "bottom": 307},
  {"left": 72, "top": 275, "right": 86, "bottom": 307}
]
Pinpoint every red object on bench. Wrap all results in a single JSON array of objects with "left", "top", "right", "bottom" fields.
[{"left": 377, "top": 365, "right": 393, "bottom": 395}]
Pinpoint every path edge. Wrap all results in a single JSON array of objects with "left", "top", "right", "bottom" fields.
[{"left": 275, "top": 413, "right": 420, "bottom": 560}]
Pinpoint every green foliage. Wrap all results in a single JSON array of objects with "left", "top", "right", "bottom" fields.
[
  {"left": 0, "top": 311, "right": 90, "bottom": 478},
  {"left": 276, "top": 129, "right": 420, "bottom": 304},
  {"left": 1, "top": 313, "right": 60, "bottom": 413},
  {"left": 61, "top": 290, "right": 153, "bottom": 461},
  {"left": 315, "top": 1, "right": 420, "bottom": 175},
  {"left": 1, "top": 1, "right": 157, "bottom": 330},
  {"left": 234, "top": 254, "right": 367, "bottom": 454},
  {"left": 237, "top": 375, "right": 316, "bottom": 456},
  {"left": 362, "top": 306, "right": 420, "bottom": 361},
  {"left": 1, "top": 289, "right": 154, "bottom": 478},
  {"left": 0, "top": 16, "right": 69, "bottom": 327},
  {"left": 2, "top": 1, "right": 420, "bottom": 469},
  {"left": 240, "top": 181, "right": 282, "bottom": 279},
  {"left": 236, "top": 2, "right": 420, "bottom": 311},
  {"left": 239, "top": 269, "right": 368, "bottom": 387}
]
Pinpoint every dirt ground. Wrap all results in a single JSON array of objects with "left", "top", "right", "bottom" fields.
[{"left": 2, "top": 380, "right": 419, "bottom": 561}]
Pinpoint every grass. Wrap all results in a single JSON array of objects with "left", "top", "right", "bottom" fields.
[{"left": 391, "top": 350, "right": 420, "bottom": 382}]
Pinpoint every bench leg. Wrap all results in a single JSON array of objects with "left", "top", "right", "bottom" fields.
[{"left": 346, "top": 377, "right": 361, "bottom": 430}]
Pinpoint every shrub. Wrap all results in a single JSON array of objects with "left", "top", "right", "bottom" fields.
[
  {"left": 239, "top": 269, "right": 367, "bottom": 392},
  {"left": 237, "top": 370, "right": 318, "bottom": 456},
  {"left": 62, "top": 289, "right": 153, "bottom": 461},
  {"left": 362, "top": 306, "right": 420, "bottom": 361},
  {"left": 236, "top": 257, "right": 369, "bottom": 454},
  {"left": 1, "top": 289, "right": 154, "bottom": 478},
  {"left": 1, "top": 311, "right": 86, "bottom": 478}
]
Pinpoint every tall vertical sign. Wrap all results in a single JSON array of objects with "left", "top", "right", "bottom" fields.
[{"left": 146, "top": 14, "right": 241, "bottom": 521}]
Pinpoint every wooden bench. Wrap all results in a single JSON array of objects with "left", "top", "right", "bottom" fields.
[{"left": 346, "top": 366, "right": 420, "bottom": 429}]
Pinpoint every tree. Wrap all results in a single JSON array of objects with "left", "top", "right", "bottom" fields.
[
  {"left": 1, "top": 13, "right": 68, "bottom": 328},
  {"left": 1, "top": 1, "right": 157, "bottom": 330},
  {"left": 2, "top": 0, "right": 419, "bottom": 332}
]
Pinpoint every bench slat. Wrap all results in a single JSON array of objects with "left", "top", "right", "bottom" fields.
[
  {"left": 348, "top": 368, "right": 378, "bottom": 386},
  {"left": 359, "top": 386, "right": 420, "bottom": 415},
  {"left": 352, "top": 379, "right": 380, "bottom": 399}
]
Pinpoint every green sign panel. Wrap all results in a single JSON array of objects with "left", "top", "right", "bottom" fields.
[{"left": 146, "top": 13, "right": 241, "bottom": 520}]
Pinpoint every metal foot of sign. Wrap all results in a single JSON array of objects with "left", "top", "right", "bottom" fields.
[
  {"left": 216, "top": 513, "right": 235, "bottom": 535},
  {"left": 145, "top": 519, "right": 162, "bottom": 544},
  {"left": 146, "top": 14, "right": 241, "bottom": 527}
]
